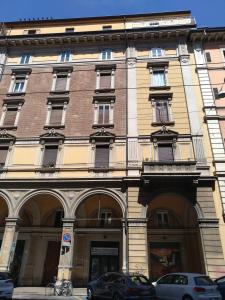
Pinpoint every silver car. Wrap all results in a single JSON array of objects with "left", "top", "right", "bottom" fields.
[
  {"left": 153, "top": 272, "right": 221, "bottom": 300},
  {"left": 0, "top": 272, "right": 14, "bottom": 299}
]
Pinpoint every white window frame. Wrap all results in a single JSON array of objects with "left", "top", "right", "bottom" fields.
[
  {"left": 45, "top": 100, "right": 68, "bottom": 127},
  {"left": 150, "top": 68, "right": 167, "bottom": 87},
  {"left": 9, "top": 73, "right": 29, "bottom": 94},
  {"left": 59, "top": 50, "right": 71, "bottom": 63},
  {"left": 151, "top": 96, "right": 173, "bottom": 124},
  {"left": 51, "top": 70, "right": 72, "bottom": 92},
  {"left": 0, "top": 101, "right": 23, "bottom": 128},
  {"left": 156, "top": 210, "right": 169, "bottom": 226},
  {"left": 90, "top": 138, "right": 114, "bottom": 170},
  {"left": 93, "top": 99, "right": 114, "bottom": 127},
  {"left": 99, "top": 209, "right": 112, "bottom": 226},
  {"left": 20, "top": 54, "right": 32, "bottom": 64},
  {"left": 151, "top": 47, "right": 164, "bottom": 58},
  {"left": 100, "top": 49, "right": 112, "bottom": 60},
  {"left": 96, "top": 70, "right": 115, "bottom": 90}
]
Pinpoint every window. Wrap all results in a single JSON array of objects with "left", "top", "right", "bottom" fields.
[
  {"left": 158, "top": 144, "right": 174, "bottom": 162},
  {"left": 156, "top": 100, "right": 169, "bottom": 123},
  {"left": 49, "top": 106, "right": 63, "bottom": 126},
  {"left": 100, "top": 209, "right": 112, "bottom": 226},
  {"left": 173, "top": 275, "right": 188, "bottom": 285},
  {"left": 0, "top": 146, "right": 8, "bottom": 167},
  {"left": 12, "top": 76, "right": 25, "bottom": 93},
  {"left": 52, "top": 67, "right": 72, "bottom": 93},
  {"left": 27, "top": 29, "right": 37, "bottom": 35},
  {"left": 152, "top": 48, "right": 164, "bottom": 58},
  {"left": 205, "top": 52, "right": 211, "bottom": 63},
  {"left": 100, "top": 73, "right": 111, "bottom": 89},
  {"left": 20, "top": 54, "right": 31, "bottom": 64},
  {"left": 45, "top": 98, "right": 68, "bottom": 128},
  {"left": 3, "top": 107, "right": 17, "bottom": 127},
  {"left": 59, "top": 51, "right": 71, "bottom": 62},
  {"left": 65, "top": 27, "right": 74, "bottom": 33},
  {"left": 98, "top": 104, "right": 110, "bottom": 125},
  {"left": 157, "top": 211, "right": 169, "bottom": 227},
  {"left": 42, "top": 145, "right": 58, "bottom": 167},
  {"left": 102, "top": 25, "right": 112, "bottom": 31},
  {"left": 95, "top": 145, "right": 109, "bottom": 168},
  {"left": 101, "top": 49, "right": 112, "bottom": 60},
  {"left": 158, "top": 275, "right": 174, "bottom": 285},
  {"left": 152, "top": 69, "right": 166, "bottom": 87}
]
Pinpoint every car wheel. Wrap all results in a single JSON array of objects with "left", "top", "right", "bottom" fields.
[
  {"left": 183, "top": 295, "right": 193, "bottom": 300},
  {"left": 113, "top": 293, "right": 122, "bottom": 300},
  {"left": 87, "top": 287, "right": 95, "bottom": 300}
]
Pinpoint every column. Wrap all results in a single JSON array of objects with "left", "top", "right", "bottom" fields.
[
  {"left": 127, "top": 219, "right": 149, "bottom": 277},
  {"left": 0, "top": 218, "right": 18, "bottom": 272},
  {"left": 122, "top": 221, "right": 127, "bottom": 273},
  {"left": 57, "top": 218, "right": 75, "bottom": 281}
]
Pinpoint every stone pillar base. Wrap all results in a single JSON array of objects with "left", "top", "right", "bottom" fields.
[{"left": 57, "top": 267, "right": 72, "bottom": 281}]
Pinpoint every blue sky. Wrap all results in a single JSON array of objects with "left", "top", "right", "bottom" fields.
[{"left": 0, "top": 0, "right": 224, "bottom": 28}]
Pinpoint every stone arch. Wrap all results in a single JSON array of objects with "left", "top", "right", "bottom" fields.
[
  {"left": 0, "top": 191, "right": 13, "bottom": 216},
  {"left": 15, "top": 189, "right": 69, "bottom": 218},
  {"left": 72, "top": 188, "right": 126, "bottom": 218}
]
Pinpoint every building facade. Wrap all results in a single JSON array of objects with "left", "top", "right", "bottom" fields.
[{"left": 0, "top": 11, "right": 225, "bottom": 287}]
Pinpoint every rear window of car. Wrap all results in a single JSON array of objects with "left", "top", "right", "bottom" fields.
[
  {"left": 129, "top": 275, "right": 150, "bottom": 285},
  {"left": 194, "top": 276, "right": 214, "bottom": 286}
]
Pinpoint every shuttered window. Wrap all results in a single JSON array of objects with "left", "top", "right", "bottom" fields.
[
  {"left": 158, "top": 144, "right": 174, "bottom": 162},
  {"left": 0, "top": 147, "right": 8, "bottom": 166},
  {"left": 152, "top": 70, "right": 166, "bottom": 86},
  {"left": 95, "top": 145, "right": 109, "bottom": 168},
  {"left": 49, "top": 106, "right": 63, "bottom": 125},
  {"left": 156, "top": 101, "right": 169, "bottom": 123},
  {"left": 3, "top": 108, "right": 17, "bottom": 126},
  {"left": 205, "top": 52, "right": 211, "bottom": 62},
  {"left": 55, "top": 74, "right": 67, "bottom": 91},
  {"left": 100, "top": 73, "right": 111, "bottom": 89},
  {"left": 98, "top": 104, "right": 110, "bottom": 124},
  {"left": 42, "top": 145, "right": 58, "bottom": 167}
]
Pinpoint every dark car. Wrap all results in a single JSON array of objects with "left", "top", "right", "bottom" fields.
[
  {"left": 87, "top": 272, "right": 156, "bottom": 300},
  {"left": 215, "top": 276, "right": 225, "bottom": 300}
]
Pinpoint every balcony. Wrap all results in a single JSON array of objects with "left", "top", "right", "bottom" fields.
[{"left": 142, "top": 159, "right": 200, "bottom": 182}]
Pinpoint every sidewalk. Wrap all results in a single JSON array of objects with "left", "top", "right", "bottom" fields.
[{"left": 13, "top": 287, "right": 87, "bottom": 300}]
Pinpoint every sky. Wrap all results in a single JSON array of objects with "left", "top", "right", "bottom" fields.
[{"left": 0, "top": 0, "right": 224, "bottom": 28}]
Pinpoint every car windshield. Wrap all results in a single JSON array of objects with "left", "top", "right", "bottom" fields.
[
  {"left": 129, "top": 275, "right": 150, "bottom": 285},
  {"left": 194, "top": 276, "right": 214, "bottom": 286}
]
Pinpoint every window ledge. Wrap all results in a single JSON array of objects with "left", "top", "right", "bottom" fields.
[
  {"left": 149, "top": 86, "right": 171, "bottom": 91},
  {"left": 95, "top": 88, "right": 115, "bottom": 94},
  {"left": 0, "top": 125, "right": 17, "bottom": 130},
  {"left": 92, "top": 124, "right": 114, "bottom": 129},
  {"left": 39, "top": 166, "right": 59, "bottom": 173},
  {"left": 50, "top": 90, "right": 70, "bottom": 95},
  {"left": 89, "top": 167, "right": 110, "bottom": 173},
  {"left": 152, "top": 121, "right": 175, "bottom": 126},
  {"left": 44, "top": 125, "right": 65, "bottom": 130},
  {"left": 6, "top": 92, "right": 26, "bottom": 97}
]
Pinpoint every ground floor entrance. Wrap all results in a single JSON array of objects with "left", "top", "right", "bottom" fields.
[{"left": 89, "top": 241, "right": 119, "bottom": 281}]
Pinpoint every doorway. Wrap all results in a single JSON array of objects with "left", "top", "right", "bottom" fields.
[{"left": 89, "top": 241, "right": 119, "bottom": 281}]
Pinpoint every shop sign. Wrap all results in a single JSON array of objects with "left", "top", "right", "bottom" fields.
[{"left": 91, "top": 247, "right": 118, "bottom": 256}]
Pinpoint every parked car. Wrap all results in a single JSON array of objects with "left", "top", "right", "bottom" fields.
[
  {"left": 87, "top": 272, "right": 156, "bottom": 300},
  {"left": 0, "top": 272, "right": 14, "bottom": 299},
  {"left": 215, "top": 276, "right": 225, "bottom": 300},
  {"left": 152, "top": 272, "right": 221, "bottom": 300}
]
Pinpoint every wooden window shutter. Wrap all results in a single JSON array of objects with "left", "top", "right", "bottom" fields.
[
  {"left": 0, "top": 147, "right": 8, "bottom": 166},
  {"left": 100, "top": 73, "right": 111, "bottom": 89},
  {"left": 104, "top": 105, "right": 109, "bottom": 123},
  {"left": 49, "top": 107, "right": 63, "bottom": 125},
  {"left": 205, "top": 52, "right": 211, "bottom": 62},
  {"left": 98, "top": 105, "right": 104, "bottom": 124},
  {"left": 4, "top": 108, "right": 17, "bottom": 126},
  {"left": 95, "top": 145, "right": 109, "bottom": 168},
  {"left": 42, "top": 145, "right": 58, "bottom": 167},
  {"left": 55, "top": 75, "right": 67, "bottom": 91},
  {"left": 158, "top": 144, "right": 173, "bottom": 162}
]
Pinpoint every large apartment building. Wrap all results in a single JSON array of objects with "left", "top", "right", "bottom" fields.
[{"left": 0, "top": 11, "right": 225, "bottom": 286}]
